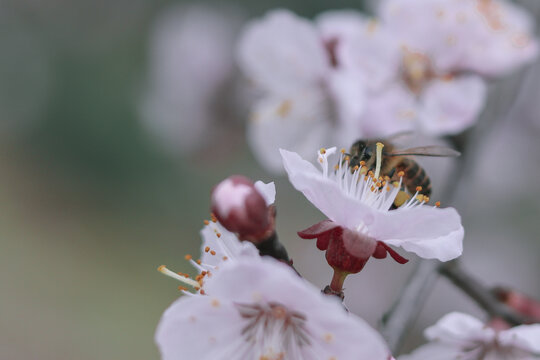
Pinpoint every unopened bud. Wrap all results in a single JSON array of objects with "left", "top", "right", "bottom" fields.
[{"left": 211, "top": 175, "right": 273, "bottom": 243}]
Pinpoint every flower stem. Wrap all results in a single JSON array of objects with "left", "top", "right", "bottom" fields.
[
  {"left": 255, "top": 230, "right": 290, "bottom": 263},
  {"left": 329, "top": 269, "right": 348, "bottom": 294}
]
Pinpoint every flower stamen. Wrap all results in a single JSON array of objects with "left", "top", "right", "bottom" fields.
[
  {"left": 157, "top": 265, "right": 201, "bottom": 289},
  {"left": 374, "top": 142, "right": 384, "bottom": 179}
]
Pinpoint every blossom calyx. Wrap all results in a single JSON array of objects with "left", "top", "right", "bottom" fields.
[
  {"left": 211, "top": 175, "right": 275, "bottom": 243},
  {"left": 299, "top": 220, "right": 408, "bottom": 276}
]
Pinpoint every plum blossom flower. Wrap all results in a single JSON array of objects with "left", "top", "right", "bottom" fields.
[
  {"left": 156, "top": 256, "right": 392, "bottom": 360},
  {"left": 399, "top": 312, "right": 540, "bottom": 360},
  {"left": 280, "top": 146, "right": 463, "bottom": 289},
  {"left": 328, "top": 11, "right": 488, "bottom": 137},
  {"left": 141, "top": 4, "right": 245, "bottom": 154},
  {"left": 237, "top": 9, "right": 366, "bottom": 173}
]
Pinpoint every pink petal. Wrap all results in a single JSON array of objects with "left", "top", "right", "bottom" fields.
[
  {"left": 280, "top": 149, "right": 380, "bottom": 230},
  {"left": 371, "top": 206, "right": 464, "bottom": 261},
  {"left": 424, "top": 312, "right": 493, "bottom": 344},
  {"left": 500, "top": 324, "right": 540, "bottom": 353},
  {"left": 362, "top": 84, "right": 418, "bottom": 138},
  {"left": 249, "top": 90, "right": 333, "bottom": 173},
  {"left": 237, "top": 9, "right": 330, "bottom": 94},
  {"left": 418, "top": 75, "right": 487, "bottom": 136}
]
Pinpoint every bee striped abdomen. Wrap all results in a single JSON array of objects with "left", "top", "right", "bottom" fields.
[{"left": 396, "top": 158, "right": 431, "bottom": 197}]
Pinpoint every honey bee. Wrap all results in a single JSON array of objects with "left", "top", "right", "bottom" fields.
[{"left": 348, "top": 133, "right": 460, "bottom": 198}]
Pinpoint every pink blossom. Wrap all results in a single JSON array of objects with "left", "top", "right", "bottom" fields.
[
  {"left": 380, "top": 0, "right": 539, "bottom": 76},
  {"left": 280, "top": 147, "right": 463, "bottom": 277},
  {"left": 332, "top": 11, "right": 488, "bottom": 137},
  {"left": 142, "top": 4, "right": 244, "bottom": 154},
  {"left": 399, "top": 312, "right": 540, "bottom": 360},
  {"left": 237, "top": 10, "right": 365, "bottom": 173}
]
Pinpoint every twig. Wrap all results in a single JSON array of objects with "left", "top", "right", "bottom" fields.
[{"left": 439, "top": 261, "right": 529, "bottom": 325}]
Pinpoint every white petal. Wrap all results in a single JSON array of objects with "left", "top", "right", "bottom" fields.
[
  {"left": 337, "top": 17, "right": 401, "bottom": 92},
  {"left": 424, "top": 312, "right": 494, "bottom": 345},
  {"left": 254, "top": 181, "right": 276, "bottom": 206},
  {"left": 327, "top": 68, "right": 367, "bottom": 140},
  {"left": 248, "top": 89, "right": 333, "bottom": 173},
  {"left": 374, "top": 205, "right": 464, "bottom": 261},
  {"left": 418, "top": 75, "right": 487, "bottom": 136},
  {"left": 237, "top": 9, "right": 330, "bottom": 94},
  {"left": 500, "top": 324, "right": 540, "bottom": 353},
  {"left": 200, "top": 222, "right": 258, "bottom": 266},
  {"left": 362, "top": 84, "right": 418, "bottom": 138},
  {"left": 204, "top": 257, "right": 391, "bottom": 359},
  {"left": 280, "top": 149, "right": 380, "bottom": 230},
  {"left": 155, "top": 295, "right": 249, "bottom": 360}
]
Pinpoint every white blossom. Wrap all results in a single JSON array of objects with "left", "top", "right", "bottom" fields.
[
  {"left": 237, "top": 9, "right": 366, "bottom": 173},
  {"left": 156, "top": 256, "right": 391, "bottom": 360},
  {"left": 399, "top": 312, "right": 540, "bottom": 360},
  {"left": 281, "top": 147, "right": 463, "bottom": 262}
]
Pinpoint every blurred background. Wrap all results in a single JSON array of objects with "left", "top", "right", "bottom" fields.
[{"left": 1, "top": 0, "right": 539, "bottom": 359}]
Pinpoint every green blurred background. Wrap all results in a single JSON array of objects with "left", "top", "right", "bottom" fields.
[{"left": 1, "top": 0, "right": 539, "bottom": 359}]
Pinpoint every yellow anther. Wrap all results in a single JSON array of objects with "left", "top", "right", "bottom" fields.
[
  {"left": 398, "top": 171, "right": 405, "bottom": 177},
  {"left": 435, "top": 201, "right": 441, "bottom": 207},
  {"left": 340, "top": 148, "right": 346, "bottom": 154},
  {"left": 320, "top": 148, "right": 327, "bottom": 155},
  {"left": 394, "top": 191, "right": 411, "bottom": 207},
  {"left": 416, "top": 186, "right": 423, "bottom": 192}
]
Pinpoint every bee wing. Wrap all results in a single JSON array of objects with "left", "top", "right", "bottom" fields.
[{"left": 387, "top": 146, "right": 461, "bottom": 157}]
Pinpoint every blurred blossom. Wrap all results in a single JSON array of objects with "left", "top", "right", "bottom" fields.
[
  {"left": 156, "top": 256, "right": 391, "bottom": 360},
  {"left": 369, "top": 0, "right": 539, "bottom": 136},
  {"left": 141, "top": 4, "right": 245, "bottom": 154},
  {"left": 399, "top": 312, "right": 540, "bottom": 359},
  {"left": 237, "top": 10, "right": 366, "bottom": 173},
  {"left": 380, "top": 0, "right": 539, "bottom": 77},
  {"left": 328, "top": 9, "right": 487, "bottom": 137}
]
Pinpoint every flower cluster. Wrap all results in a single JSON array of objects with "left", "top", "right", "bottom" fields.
[
  {"left": 238, "top": 1, "right": 538, "bottom": 172},
  {"left": 152, "top": 1, "right": 540, "bottom": 358},
  {"left": 156, "top": 177, "right": 392, "bottom": 359}
]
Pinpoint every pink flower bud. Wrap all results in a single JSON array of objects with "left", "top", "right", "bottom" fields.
[
  {"left": 494, "top": 288, "right": 540, "bottom": 323},
  {"left": 211, "top": 176, "right": 273, "bottom": 243}
]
